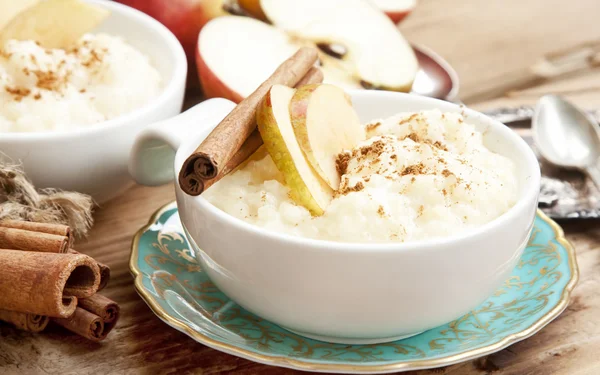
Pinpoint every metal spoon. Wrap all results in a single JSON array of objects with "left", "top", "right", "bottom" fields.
[
  {"left": 410, "top": 44, "right": 460, "bottom": 102},
  {"left": 533, "top": 94, "right": 600, "bottom": 188}
]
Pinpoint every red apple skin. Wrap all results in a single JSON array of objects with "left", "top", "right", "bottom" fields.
[
  {"left": 116, "top": 0, "right": 225, "bottom": 89},
  {"left": 385, "top": 10, "right": 412, "bottom": 24},
  {"left": 195, "top": 47, "right": 244, "bottom": 103}
]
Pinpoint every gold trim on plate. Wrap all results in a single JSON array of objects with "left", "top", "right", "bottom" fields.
[{"left": 129, "top": 202, "right": 579, "bottom": 373}]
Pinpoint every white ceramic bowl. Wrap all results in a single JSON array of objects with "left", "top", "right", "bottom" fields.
[
  {"left": 130, "top": 92, "right": 541, "bottom": 344},
  {"left": 0, "top": 0, "right": 186, "bottom": 204}
]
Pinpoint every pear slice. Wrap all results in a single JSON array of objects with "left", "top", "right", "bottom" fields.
[
  {"left": 289, "top": 84, "right": 365, "bottom": 189},
  {"left": 0, "top": 0, "right": 110, "bottom": 49},
  {"left": 256, "top": 85, "right": 333, "bottom": 215}
]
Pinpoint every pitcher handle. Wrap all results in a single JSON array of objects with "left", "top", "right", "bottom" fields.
[{"left": 129, "top": 98, "right": 236, "bottom": 186}]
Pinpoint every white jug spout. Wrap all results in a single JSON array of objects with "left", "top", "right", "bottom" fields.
[{"left": 129, "top": 98, "right": 236, "bottom": 186}]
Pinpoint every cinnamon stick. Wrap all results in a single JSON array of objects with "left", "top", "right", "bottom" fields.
[
  {"left": 197, "top": 66, "right": 325, "bottom": 192},
  {"left": 179, "top": 47, "right": 319, "bottom": 195},
  {"left": 295, "top": 66, "right": 324, "bottom": 87},
  {"left": 0, "top": 310, "right": 49, "bottom": 333},
  {"left": 79, "top": 294, "right": 119, "bottom": 333},
  {"left": 201, "top": 131, "right": 263, "bottom": 191},
  {"left": 0, "top": 220, "right": 72, "bottom": 247},
  {"left": 0, "top": 227, "right": 69, "bottom": 253},
  {"left": 96, "top": 263, "right": 110, "bottom": 292},
  {"left": 68, "top": 249, "right": 110, "bottom": 291},
  {"left": 0, "top": 250, "right": 100, "bottom": 317},
  {"left": 52, "top": 307, "right": 106, "bottom": 342}
]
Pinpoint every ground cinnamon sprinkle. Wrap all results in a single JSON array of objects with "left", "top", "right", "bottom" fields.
[
  {"left": 33, "top": 70, "right": 62, "bottom": 91},
  {"left": 350, "top": 181, "right": 364, "bottom": 192},
  {"left": 441, "top": 169, "right": 453, "bottom": 177},
  {"left": 81, "top": 49, "right": 104, "bottom": 68},
  {"left": 370, "top": 139, "right": 386, "bottom": 155},
  {"left": 5, "top": 87, "right": 31, "bottom": 101},
  {"left": 336, "top": 181, "right": 364, "bottom": 197},
  {"left": 402, "top": 132, "right": 448, "bottom": 152},
  {"left": 432, "top": 141, "right": 448, "bottom": 151},
  {"left": 406, "top": 133, "right": 421, "bottom": 143},
  {"left": 1, "top": 40, "right": 107, "bottom": 102},
  {"left": 401, "top": 163, "right": 427, "bottom": 176},
  {"left": 366, "top": 121, "right": 381, "bottom": 131},
  {"left": 398, "top": 113, "right": 419, "bottom": 125},
  {"left": 357, "top": 138, "right": 386, "bottom": 157},
  {"left": 336, "top": 153, "right": 351, "bottom": 175},
  {"left": 377, "top": 205, "right": 386, "bottom": 217}
]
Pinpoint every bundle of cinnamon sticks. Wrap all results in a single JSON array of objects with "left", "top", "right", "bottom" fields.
[
  {"left": 0, "top": 220, "right": 119, "bottom": 341},
  {"left": 179, "top": 47, "right": 323, "bottom": 195}
]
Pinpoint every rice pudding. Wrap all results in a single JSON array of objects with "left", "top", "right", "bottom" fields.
[
  {"left": 0, "top": 34, "right": 161, "bottom": 132},
  {"left": 205, "top": 109, "right": 518, "bottom": 243}
]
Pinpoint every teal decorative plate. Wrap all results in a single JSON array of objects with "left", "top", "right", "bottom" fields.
[{"left": 130, "top": 202, "right": 578, "bottom": 373}]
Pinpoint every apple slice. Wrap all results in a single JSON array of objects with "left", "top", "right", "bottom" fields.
[
  {"left": 370, "top": 0, "right": 416, "bottom": 24},
  {"left": 290, "top": 84, "right": 365, "bottom": 189},
  {"left": 0, "top": 0, "right": 39, "bottom": 30},
  {"left": 257, "top": 85, "right": 333, "bottom": 215},
  {"left": 260, "top": 0, "right": 418, "bottom": 91},
  {"left": 0, "top": 0, "right": 109, "bottom": 49}
]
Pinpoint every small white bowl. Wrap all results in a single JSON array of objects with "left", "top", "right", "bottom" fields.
[
  {"left": 130, "top": 92, "right": 541, "bottom": 344},
  {"left": 0, "top": 0, "right": 187, "bottom": 203}
]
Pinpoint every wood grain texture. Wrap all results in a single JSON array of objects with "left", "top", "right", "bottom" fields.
[{"left": 2, "top": 0, "right": 600, "bottom": 373}]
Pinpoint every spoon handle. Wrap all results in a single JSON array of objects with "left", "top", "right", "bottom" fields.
[{"left": 585, "top": 164, "right": 600, "bottom": 190}]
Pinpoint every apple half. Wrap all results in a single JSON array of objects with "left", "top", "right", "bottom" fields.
[
  {"left": 370, "top": 0, "right": 416, "bottom": 24},
  {"left": 117, "top": 0, "right": 227, "bottom": 89},
  {"left": 197, "top": 0, "right": 418, "bottom": 102},
  {"left": 237, "top": 0, "right": 267, "bottom": 21},
  {"left": 197, "top": 16, "right": 300, "bottom": 102},
  {"left": 116, "top": 0, "right": 226, "bottom": 62},
  {"left": 256, "top": 84, "right": 333, "bottom": 215},
  {"left": 260, "top": 0, "right": 417, "bottom": 91},
  {"left": 239, "top": 0, "right": 416, "bottom": 25},
  {"left": 290, "top": 84, "right": 365, "bottom": 189}
]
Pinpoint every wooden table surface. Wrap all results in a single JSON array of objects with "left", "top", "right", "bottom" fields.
[{"left": 2, "top": 0, "right": 600, "bottom": 373}]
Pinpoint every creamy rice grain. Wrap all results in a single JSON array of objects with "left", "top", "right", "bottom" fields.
[
  {"left": 0, "top": 34, "right": 161, "bottom": 132},
  {"left": 205, "top": 110, "right": 518, "bottom": 243}
]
